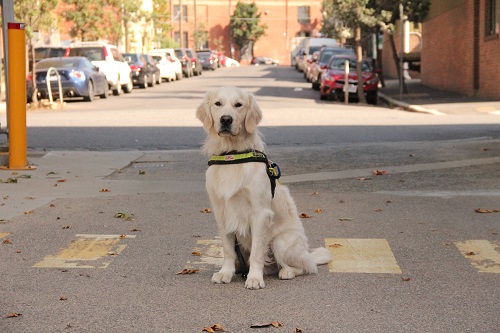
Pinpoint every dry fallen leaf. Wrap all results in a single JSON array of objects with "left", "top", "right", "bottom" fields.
[
  {"left": 299, "top": 213, "right": 312, "bottom": 218},
  {"left": 475, "top": 208, "right": 500, "bottom": 213},
  {"left": 3, "top": 239, "right": 12, "bottom": 245},
  {"left": 139, "top": 170, "right": 146, "bottom": 175},
  {"left": 311, "top": 191, "right": 319, "bottom": 195},
  {"left": 130, "top": 228, "right": 141, "bottom": 232},
  {"left": 401, "top": 277, "right": 411, "bottom": 282},
  {"left": 374, "top": 208, "right": 383, "bottom": 212},
  {"left": 57, "top": 179, "right": 67, "bottom": 183},
  {"left": 202, "top": 324, "right": 224, "bottom": 332},
  {"left": 119, "top": 235, "right": 126, "bottom": 239},
  {"left": 294, "top": 328, "right": 304, "bottom": 333},
  {"left": 339, "top": 218, "right": 354, "bottom": 221},
  {"left": 5, "top": 312, "right": 22, "bottom": 318},
  {"left": 251, "top": 321, "right": 283, "bottom": 328},
  {"left": 59, "top": 295, "right": 68, "bottom": 301},
  {"left": 357, "top": 177, "right": 372, "bottom": 181},
  {"left": 480, "top": 147, "right": 489, "bottom": 151},
  {"left": 176, "top": 268, "right": 200, "bottom": 275},
  {"left": 114, "top": 212, "right": 135, "bottom": 221},
  {"left": 24, "top": 210, "right": 34, "bottom": 215},
  {"left": 465, "top": 252, "right": 475, "bottom": 256},
  {"left": 314, "top": 208, "right": 323, "bottom": 214},
  {"left": 372, "top": 170, "right": 388, "bottom": 175},
  {"left": 328, "top": 243, "right": 342, "bottom": 248},
  {"left": 200, "top": 208, "right": 212, "bottom": 213},
  {"left": 99, "top": 188, "right": 110, "bottom": 192}
]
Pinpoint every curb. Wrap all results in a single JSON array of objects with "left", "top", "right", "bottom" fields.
[{"left": 379, "top": 92, "right": 446, "bottom": 116}]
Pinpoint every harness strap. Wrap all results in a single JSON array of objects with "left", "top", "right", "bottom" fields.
[{"left": 208, "top": 150, "right": 281, "bottom": 198}]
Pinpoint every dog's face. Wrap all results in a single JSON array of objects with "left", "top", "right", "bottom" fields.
[{"left": 196, "top": 86, "right": 262, "bottom": 137}]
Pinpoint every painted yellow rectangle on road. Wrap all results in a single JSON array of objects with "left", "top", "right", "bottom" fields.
[
  {"left": 326, "top": 238, "right": 402, "bottom": 274},
  {"left": 33, "top": 234, "right": 135, "bottom": 269},
  {"left": 455, "top": 240, "right": 500, "bottom": 273},
  {"left": 0, "top": 232, "right": 10, "bottom": 239}
]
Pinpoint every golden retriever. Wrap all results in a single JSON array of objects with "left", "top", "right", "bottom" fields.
[{"left": 196, "top": 86, "right": 331, "bottom": 289}]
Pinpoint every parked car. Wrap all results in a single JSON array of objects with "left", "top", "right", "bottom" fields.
[
  {"left": 144, "top": 54, "right": 162, "bottom": 85},
  {"left": 149, "top": 48, "right": 183, "bottom": 81},
  {"left": 148, "top": 53, "right": 176, "bottom": 82},
  {"left": 320, "top": 55, "right": 379, "bottom": 105},
  {"left": 28, "top": 57, "right": 108, "bottom": 102},
  {"left": 174, "top": 48, "right": 194, "bottom": 77},
  {"left": 197, "top": 50, "right": 218, "bottom": 70},
  {"left": 304, "top": 50, "right": 320, "bottom": 81},
  {"left": 310, "top": 46, "right": 355, "bottom": 90},
  {"left": 185, "top": 48, "right": 203, "bottom": 76},
  {"left": 224, "top": 57, "right": 240, "bottom": 67},
  {"left": 65, "top": 41, "right": 132, "bottom": 95},
  {"left": 299, "top": 37, "right": 338, "bottom": 73},
  {"left": 216, "top": 51, "right": 226, "bottom": 67},
  {"left": 29, "top": 46, "right": 66, "bottom": 71},
  {"left": 251, "top": 57, "right": 279, "bottom": 65},
  {"left": 123, "top": 53, "right": 156, "bottom": 88},
  {"left": 294, "top": 47, "right": 306, "bottom": 71}
]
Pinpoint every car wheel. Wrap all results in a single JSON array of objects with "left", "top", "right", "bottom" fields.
[
  {"left": 123, "top": 78, "right": 133, "bottom": 94},
  {"left": 148, "top": 75, "right": 155, "bottom": 87},
  {"left": 100, "top": 86, "right": 109, "bottom": 99},
  {"left": 367, "top": 91, "right": 378, "bottom": 105},
  {"left": 156, "top": 74, "right": 161, "bottom": 85},
  {"left": 320, "top": 94, "right": 327, "bottom": 101},
  {"left": 112, "top": 81, "right": 122, "bottom": 96},
  {"left": 141, "top": 75, "right": 148, "bottom": 89},
  {"left": 84, "top": 80, "right": 94, "bottom": 102}
]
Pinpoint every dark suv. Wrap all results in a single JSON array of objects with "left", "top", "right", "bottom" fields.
[{"left": 174, "top": 48, "right": 194, "bottom": 77}]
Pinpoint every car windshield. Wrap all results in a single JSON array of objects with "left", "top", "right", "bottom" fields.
[
  {"left": 320, "top": 49, "right": 354, "bottom": 62},
  {"left": 68, "top": 47, "right": 104, "bottom": 61},
  {"left": 151, "top": 55, "right": 162, "bottom": 62},
  {"left": 37, "top": 58, "right": 81, "bottom": 69},
  {"left": 309, "top": 46, "right": 323, "bottom": 54},
  {"left": 329, "top": 58, "right": 373, "bottom": 72},
  {"left": 123, "top": 54, "right": 139, "bottom": 62},
  {"left": 198, "top": 53, "right": 210, "bottom": 60}
]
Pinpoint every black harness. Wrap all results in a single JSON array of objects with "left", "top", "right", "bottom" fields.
[
  {"left": 207, "top": 149, "right": 281, "bottom": 198},
  {"left": 207, "top": 149, "right": 281, "bottom": 278}
]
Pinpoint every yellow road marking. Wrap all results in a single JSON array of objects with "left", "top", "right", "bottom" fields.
[
  {"left": 326, "top": 238, "right": 402, "bottom": 274},
  {"left": 188, "top": 239, "right": 224, "bottom": 268},
  {"left": 455, "top": 240, "right": 500, "bottom": 273},
  {"left": 33, "top": 234, "right": 135, "bottom": 269},
  {"left": 0, "top": 232, "right": 10, "bottom": 239}
]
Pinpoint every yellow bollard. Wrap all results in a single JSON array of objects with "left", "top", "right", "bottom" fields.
[{"left": 1, "top": 22, "right": 35, "bottom": 170}]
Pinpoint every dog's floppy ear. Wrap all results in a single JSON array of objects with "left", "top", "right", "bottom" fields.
[
  {"left": 196, "top": 90, "right": 214, "bottom": 132},
  {"left": 245, "top": 93, "right": 262, "bottom": 134}
]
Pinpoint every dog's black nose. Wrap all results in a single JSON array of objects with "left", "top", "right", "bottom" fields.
[{"left": 220, "top": 115, "right": 233, "bottom": 126}]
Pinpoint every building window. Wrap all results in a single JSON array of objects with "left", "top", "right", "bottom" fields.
[
  {"left": 298, "top": 6, "right": 310, "bottom": 24},
  {"left": 174, "top": 31, "right": 189, "bottom": 47},
  {"left": 174, "top": 5, "right": 187, "bottom": 22},
  {"left": 485, "top": 0, "right": 498, "bottom": 36}
]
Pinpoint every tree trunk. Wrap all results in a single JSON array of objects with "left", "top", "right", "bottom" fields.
[
  {"left": 355, "top": 25, "right": 366, "bottom": 104},
  {"left": 388, "top": 33, "right": 407, "bottom": 94}
]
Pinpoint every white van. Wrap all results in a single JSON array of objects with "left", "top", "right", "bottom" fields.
[
  {"left": 299, "top": 38, "right": 338, "bottom": 73},
  {"left": 149, "top": 49, "right": 183, "bottom": 81}
]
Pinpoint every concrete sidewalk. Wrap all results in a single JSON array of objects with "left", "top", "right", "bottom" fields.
[{"left": 379, "top": 79, "right": 500, "bottom": 115}]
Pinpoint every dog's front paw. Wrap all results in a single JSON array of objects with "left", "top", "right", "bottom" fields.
[
  {"left": 245, "top": 276, "right": 265, "bottom": 290},
  {"left": 212, "top": 270, "right": 233, "bottom": 284}
]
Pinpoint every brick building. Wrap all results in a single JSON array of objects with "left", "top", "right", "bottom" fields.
[
  {"left": 421, "top": 0, "right": 500, "bottom": 99},
  {"left": 169, "top": 0, "right": 324, "bottom": 65}
]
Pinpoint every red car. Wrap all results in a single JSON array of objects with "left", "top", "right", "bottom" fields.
[{"left": 319, "top": 55, "right": 379, "bottom": 105}]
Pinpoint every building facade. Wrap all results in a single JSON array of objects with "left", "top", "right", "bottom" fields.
[
  {"left": 168, "top": 0, "right": 324, "bottom": 65},
  {"left": 421, "top": 0, "right": 500, "bottom": 99}
]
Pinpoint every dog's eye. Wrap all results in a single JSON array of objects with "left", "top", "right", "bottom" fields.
[
  {"left": 215, "top": 101, "right": 221, "bottom": 106},
  {"left": 235, "top": 102, "right": 242, "bottom": 108}
]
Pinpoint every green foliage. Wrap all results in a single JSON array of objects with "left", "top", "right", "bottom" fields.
[
  {"left": 62, "top": 0, "right": 112, "bottom": 41},
  {"left": 152, "top": 0, "right": 173, "bottom": 47},
  {"left": 230, "top": 2, "right": 267, "bottom": 59},
  {"left": 14, "top": 0, "right": 58, "bottom": 40}
]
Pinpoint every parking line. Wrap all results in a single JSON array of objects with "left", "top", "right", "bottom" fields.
[
  {"left": 0, "top": 232, "right": 9, "bottom": 239},
  {"left": 325, "top": 238, "right": 402, "bottom": 274},
  {"left": 33, "top": 234, "right": 135, "bottom": 269},
  {"left": 454, "top": 240, "right": 500, "bottom": 273}
]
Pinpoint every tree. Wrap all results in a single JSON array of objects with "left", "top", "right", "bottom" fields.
[
  {"left": 152, "top": 0, "right": 174, "bottom": 48},
  {"left": 14, "top": 0, "right": 58, "bottom": 102},
  {"left": 230, "top": 2, "right": 267, "bottom": 61},
  {"left": 62, "top": 0, "right": 112, "bottom": 42}
]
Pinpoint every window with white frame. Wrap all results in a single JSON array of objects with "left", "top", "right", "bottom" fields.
[{"left": 485, "top": 0, "right": 499, "bottom": 36}]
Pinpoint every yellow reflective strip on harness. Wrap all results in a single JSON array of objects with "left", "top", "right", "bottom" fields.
[{"left": 209, "top": 151, "right": 266, "bottom": 163}]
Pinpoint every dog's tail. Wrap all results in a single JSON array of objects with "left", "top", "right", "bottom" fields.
[{"left": 311, "top": 247, "right": 332, "bottom": 266}]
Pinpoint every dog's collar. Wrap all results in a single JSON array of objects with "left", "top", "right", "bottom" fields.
[
  {"left": 207, "top": 150, "right": 268, "bottom": 166},
  {"left": 207, "top": 149, "right": 281, "bottom": 198}
]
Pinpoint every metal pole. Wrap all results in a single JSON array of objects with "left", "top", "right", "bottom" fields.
[{"left": 399, "top": 2, "right": 404, "bottom": 101}]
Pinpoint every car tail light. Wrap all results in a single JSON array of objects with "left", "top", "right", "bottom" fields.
[
  {"left": 26, "top": 73, "right": 33, "bottom": 81},
  {"left": 169, "top": 58, "right": 175, "bottom": 63},
  {"left": 102, "top": 46, "right": 108, "bottom": 59},
  {"left": 64, "top": 48, "right": 71, "bottom": 57},
  {"left": 69, "top": 71, "right": 86, "bottom": 80},
  {"left": 130, "top": 64, "right": 141, "bottom": 71}
]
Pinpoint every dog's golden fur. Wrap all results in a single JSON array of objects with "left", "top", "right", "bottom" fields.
[{"left": 196, "top": 86, "right": 331, "bottom": 289}]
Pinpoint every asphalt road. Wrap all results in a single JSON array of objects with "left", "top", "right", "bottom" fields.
[{"left": 1, "top": 65, "right": 499, "bottom": 333}]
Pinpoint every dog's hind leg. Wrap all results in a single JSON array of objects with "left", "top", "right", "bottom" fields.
[{"left": 212, "top": 232, "right": 237, "bottom": 284}]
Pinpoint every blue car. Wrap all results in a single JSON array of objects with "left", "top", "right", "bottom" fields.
[{"left": 30, "top": 57, "right": 108, "bottom": 102}]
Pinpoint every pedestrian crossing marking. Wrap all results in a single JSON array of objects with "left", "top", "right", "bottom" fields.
[
  {"left": 325, "top": 238, "right": 402, "bottom": 274},
  {"left": 0, "top": 232, "right": 9, "bottom": 239},
  {"left": 186, "top": 239, "right": 224, "bottom": 269},
  {"left": 33, "top": 234, "right": 135, "bottom": 269},
  {"left": 454, "top": 240, "right": 500, "bottom": 273}
]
